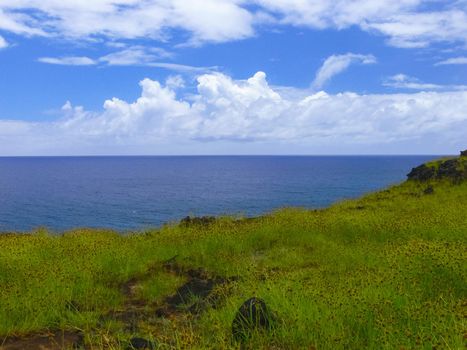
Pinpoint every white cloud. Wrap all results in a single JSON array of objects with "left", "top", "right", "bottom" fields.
[
  {"left": 145, "top": 62, "right": 218, "bottom": 73},
  {"left": 165, "top": 75, "right": 185, "bottom": 89},
  {"left": 38, "top": 56, "right": 97, "bottom": 65},
  {"left": 0, "top": 1, "right": 466, "bottom": 48},
  {"left": 384, "top": 74, "right": 443, "bottom": 90},
  {"left": 99, "top": 46, "right": 172, "bottom": 65},
  {"left": 384, "top": 74, "right": 467, "bottom": 91},
  {"left": 312, "top": 53, "right": 376, "bottom": 89},
  {"left": 0, "top": 35, "right": 7, "bottom": 48},
  {"left": 435, "top": 56, "right": 467, "bottom": 65},
  {"left": 0, "top": 7, "right": 47, "bottom": 36},
  {"left": 362, "top": 10, "right": 467, "bottom": 48},
  {"left": 0, "top": 0, "right": 254, "bottom": 44},
  {"left": 1, "top": 71, "right": 466, "bottom": 155},
  {"left": 37, "top": 47, "right": 216, "bottom": 72},
  {"left": 254, "top": 0, "right": 419, "bottom": 28},
  {"left": 37, "top": 47, "right": 169, "bottom": 67},
  {"left": 255, "top": 1, "right": 467, "bottom": 48}
]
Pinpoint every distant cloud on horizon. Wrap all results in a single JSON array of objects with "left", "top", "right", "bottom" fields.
[{"left": 0, "top": 72, "right": 466, "bottom": 156}]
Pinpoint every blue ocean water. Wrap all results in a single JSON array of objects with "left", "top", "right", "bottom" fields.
[{"left": 0, "top": 156, "right": 436, "bottom": 232}]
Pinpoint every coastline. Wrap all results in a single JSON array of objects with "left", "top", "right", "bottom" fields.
[
  {"left": 0, "top": 155, "right": 466, "bottom": 349},
  {"left": 0, "top": 155, "right": 437, "bottom": 233}
]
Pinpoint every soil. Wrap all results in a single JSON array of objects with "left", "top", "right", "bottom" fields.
[
  {"left": 0, "top": 330, "right": 83, "bottom": 350},
  {"left": 155, "top": 263, "right": 230, "bottom": 318},
  {"left": 1, "top": 257, "right": 233, "bottom": 349}
]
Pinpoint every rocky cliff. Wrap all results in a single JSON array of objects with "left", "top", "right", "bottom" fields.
[{"left": 407, "top": 150, "right": 467, "bottom": 182}]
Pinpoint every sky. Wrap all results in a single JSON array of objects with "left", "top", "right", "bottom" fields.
[{"left": 0, "top": 0, "right": 466, "bottom": 155}]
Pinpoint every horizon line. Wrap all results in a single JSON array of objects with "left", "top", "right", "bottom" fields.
[{"left": 0, "top": 154, "right": 451, "bottom": 158}]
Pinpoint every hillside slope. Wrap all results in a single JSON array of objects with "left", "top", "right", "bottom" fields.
[{"left": 0, "top": 154, "right": 466, "bottom": 349}]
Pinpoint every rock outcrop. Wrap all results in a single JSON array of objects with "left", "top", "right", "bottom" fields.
[
  {"left": 407, "top": 164, "right": 436, "bottom": 181},
  {"left": 407, "top": 150, "right": 467, "bottom": 182},
  {"left": 180, "top": 216, "right": 216, "bottom": 226}
]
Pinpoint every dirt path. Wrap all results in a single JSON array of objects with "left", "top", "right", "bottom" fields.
[
  {"left": 0, "top": 258, "right": 233, "bottom": 349},
  {"left": 0, "top": 330, "right": 83, "bottom": 350},
  {"left": 155, "top": 258, "right": 231, "bottom": 318},
  {"left": 109, "top": 257, "right": 231, "bottom": 331}
]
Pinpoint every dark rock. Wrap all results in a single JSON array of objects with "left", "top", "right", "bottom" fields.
[
  {"left": 180, "top": 216, "right": 216, "bottom": 227},
  {"left": 232, "top": 298, "right": 274, "bottom": 341},
  {"left": 156, "top": 263, "right": 230, "bottom": 317},
  {"left": 127, "top": 337, "right": 156, "bottom": 350},
  {"left": 437, "top": 159, "right": 460, "bottom": 179},
  {"left": 461, "top": 150, "right": 467, "bottom": 157},
  {"left": 407, "top": 164, "right": 435, "bottom": 181},
  {"left": 423, "top": 185, "right": 434, "bottom": 195},
  {"left": 167, "top": 277, "right": 215, "bottom": 305}
]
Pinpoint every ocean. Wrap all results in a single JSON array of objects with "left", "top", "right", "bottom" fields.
[{"left": 0, "top": 156, "right": 436, "bottom": 232}]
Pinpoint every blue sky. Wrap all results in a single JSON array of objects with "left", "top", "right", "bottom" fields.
[{"left": 0, "top": 0, "right": 466, "bottom": 155}]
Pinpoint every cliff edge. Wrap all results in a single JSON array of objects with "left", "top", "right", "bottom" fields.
[{"left": 407, "top": 150, "right": 467, "bottom": 182}]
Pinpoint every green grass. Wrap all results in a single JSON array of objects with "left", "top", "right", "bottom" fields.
[{"left": 0, "top": 178, "right": 466, "bottom": 349}]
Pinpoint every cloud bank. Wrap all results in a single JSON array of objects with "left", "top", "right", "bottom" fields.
[{"left": 1, "top": 72, "right": 466, "bottom": 155}]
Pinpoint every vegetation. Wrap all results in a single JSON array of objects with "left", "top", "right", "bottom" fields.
[{"left": 0, "top": 156, "right": 466, "bottom": 349}]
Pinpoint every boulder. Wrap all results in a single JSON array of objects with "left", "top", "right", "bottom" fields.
[{"left": 232, "top": 298, "right": 274, "bottom": 341}]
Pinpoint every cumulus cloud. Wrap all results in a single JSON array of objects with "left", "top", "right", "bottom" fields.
[
  {"left": 0, "top": 1, "right": 466, "bottom": 48},
  {"left": 312, "top": 53, "right": 376, "bottom": 89},
  {"left": 435, "top": 56, "right": 467, "bottom": 65},
  {"left": 1, "top": 71, "right": 466, "bottom": 155}
]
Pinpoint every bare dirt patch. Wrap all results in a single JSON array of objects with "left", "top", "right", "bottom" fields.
[
  {"left": 108, "top": 256, "right": 233, "bottom": 332},
  {"left": 0, "top": 330, "right": 83, "bottom": 350},
  {"left": 1, "top": 258, "right": 233, "bottom": 349},
  {"left": 155, "top": 263, "right": 230, "bottom": 318}
]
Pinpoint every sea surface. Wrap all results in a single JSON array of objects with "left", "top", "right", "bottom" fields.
[{"left": 0, "top": 156, "right": 437, "bottom": 232}]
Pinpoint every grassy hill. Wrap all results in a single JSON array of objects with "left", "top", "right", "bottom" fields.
[{"left": 0, "top": 155, "right": 466, "bottom": 349}]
